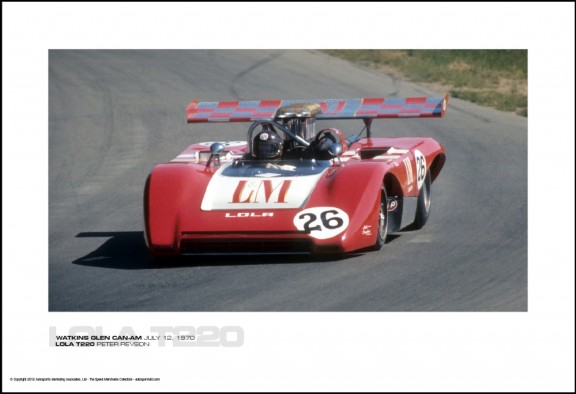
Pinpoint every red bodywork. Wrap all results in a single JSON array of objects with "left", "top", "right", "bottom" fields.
[{"left": 144, "top": 136, "right": 446, "bottom": 256}]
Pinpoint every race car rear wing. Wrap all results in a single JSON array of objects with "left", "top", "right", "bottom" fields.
[{"left": 186, "top": 95, "right": 448, "bottom": 123}]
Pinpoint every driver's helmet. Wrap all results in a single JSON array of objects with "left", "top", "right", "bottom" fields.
[{"left": 252, "top": 130, "right": 284, "bottom": 160}]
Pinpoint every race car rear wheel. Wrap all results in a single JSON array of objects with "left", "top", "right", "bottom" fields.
[
  {"left": 414, "top": 171, "right": 432, "bottom": 229},
  {"left": 373, "top": 185, "right": 388, "bottom": 250}
]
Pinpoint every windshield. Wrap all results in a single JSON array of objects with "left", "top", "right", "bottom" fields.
[{"left": 224, "top": 160, "right": 331, "bottom": 177}]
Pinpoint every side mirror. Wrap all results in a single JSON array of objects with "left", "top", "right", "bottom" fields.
[
  {"left": 328, "top": 143, "right": 343, "bottom": 157},
  {"left": 210, "top": 142, "right": 225, "bottom": 155},
  {"left": 207, "top": 142, "right": 225, "bottom": 168},
  {"left": 329, "top": 143, "right": 343, "bottom": 166}
]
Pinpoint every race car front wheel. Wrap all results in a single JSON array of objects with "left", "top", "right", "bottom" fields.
[
  {"left": 373, "top": 185, "right": 389, "bottom": 250},
  {"left": 413, "top": 171, "right": 432, "bottom": 229}
]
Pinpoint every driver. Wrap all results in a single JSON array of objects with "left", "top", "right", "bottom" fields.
[{"left": 251, "top": 128, "right": 284, "bottom": 160}]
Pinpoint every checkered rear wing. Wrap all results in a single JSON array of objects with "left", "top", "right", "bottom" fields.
[{"left": 186, "top": 95, "right": 448, "bottom": 123}]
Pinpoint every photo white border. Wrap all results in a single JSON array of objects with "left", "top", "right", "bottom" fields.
[{"left": 3, "top": 2, "right": 574, "bottom": 392}]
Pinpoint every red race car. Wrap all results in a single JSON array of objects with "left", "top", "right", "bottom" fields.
[{"left": 144, "top": 96, "right": 447, "bottom": 257}]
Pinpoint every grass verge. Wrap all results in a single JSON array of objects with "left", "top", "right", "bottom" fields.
[{"left": 323, "top": 50, "right": 527, "bottom": 117}]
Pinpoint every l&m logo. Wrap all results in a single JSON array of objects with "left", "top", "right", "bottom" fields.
[
  {"left": 230, "top": 179, "right": 292, "bottom": 204},
  {"left": 201, "top": 172, "right": 324, "bottom": 211}
]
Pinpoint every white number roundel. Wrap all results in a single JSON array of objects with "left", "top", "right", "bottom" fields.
[
  {"left": 414, "top": 149, "right": 427, "bottom": 190},
  {"left": 293, "top": 207, "right": 350, "bottom": 240}
]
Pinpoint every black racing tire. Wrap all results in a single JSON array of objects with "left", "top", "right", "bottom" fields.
[
  {"left": 373, "top": 185, "right": 389, "bottom": 250},
  {"left": 413, "top": 171, "right": 432, "bottom": 229}
]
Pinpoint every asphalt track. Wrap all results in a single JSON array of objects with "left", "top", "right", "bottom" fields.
[{"left": 49, "top": 50, "right": 527, "bottom": 311}]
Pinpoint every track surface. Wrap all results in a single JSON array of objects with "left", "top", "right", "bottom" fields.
[{"left": 49, "top": 50, "right": 527, "bottom": 311}]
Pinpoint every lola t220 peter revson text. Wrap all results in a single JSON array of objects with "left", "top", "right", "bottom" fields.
[{"left": 144, "top": 96, "right": 447, "bottom": 257}]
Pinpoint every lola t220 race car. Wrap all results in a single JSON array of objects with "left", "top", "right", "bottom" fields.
[{"left": 144, "top": 96, "right": 447, "bottom": 257}]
